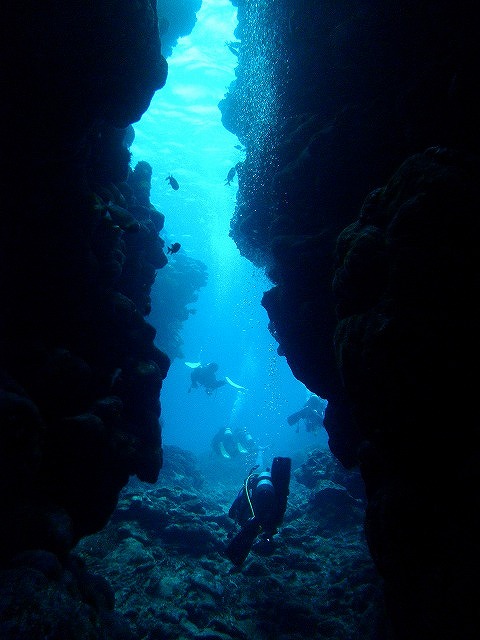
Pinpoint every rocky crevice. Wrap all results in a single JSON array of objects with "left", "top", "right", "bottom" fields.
[
  {"left": 0, "top": 1, "right": 204, "bottom": 637},
  {"left": 221, "top": 1, "right": 480, "bottom": 638}
]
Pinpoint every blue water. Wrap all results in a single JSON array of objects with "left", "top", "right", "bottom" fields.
[{"left": 130, "top": 0, "right": 328, "bottom": 461}]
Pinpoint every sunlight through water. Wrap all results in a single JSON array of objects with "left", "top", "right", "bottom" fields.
[{"left": 130, "top": 0, "right": 325, "bottom": 457}]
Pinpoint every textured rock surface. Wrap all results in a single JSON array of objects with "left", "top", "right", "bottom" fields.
[
  {"left": 221, "top": 1, "right": 480, "bottom": 638},
  {"left": 0, "top": 1, "right": 205, "bottom": 637},
  {"left": 1, "top": 1, "right": 479, "bottom": 638},
  {"left": 76, "top": 446, "right": 385, "bottom": 640}
]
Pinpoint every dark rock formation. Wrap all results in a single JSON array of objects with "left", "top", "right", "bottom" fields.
[
  {"left": 0, "top": 1, "right": 205, "bottom": 637},
  {"left": 334, "top": 146, "right": 479, "bottom": 640},
  {"left": 221, "top": 1, "right": 480, "bottom": 638},
  {"left": 2, "top": 0, "right": 478, "bottom": 637},
  {"left": 158, "top": 0, "right": 203, "bottom": 58},
  {"left": 148, "top": 254, "right": 208, "bottom": 360},
  {"left": 2, "top": 0, "right": 167, "bottom": 551}
]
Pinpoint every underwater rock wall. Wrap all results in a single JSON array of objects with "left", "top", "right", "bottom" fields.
[
  {"left": 0, "top": 1, "right": 204, "bottom": 637},
  {"left": 157, "top": 0, "right": 203, "bottom": 58},
  {"left": 222, "top": 0, "right": 480, "bottom": 638}
]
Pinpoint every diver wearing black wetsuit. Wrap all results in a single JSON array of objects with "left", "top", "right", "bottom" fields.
[
  {"left": 225, "top": 457, "right": 291, "bottom": 566},
  {"left": 189, "top": 362, "right": 226, "bottom": 395}
]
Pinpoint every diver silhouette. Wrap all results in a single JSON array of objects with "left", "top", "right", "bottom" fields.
[
  {"left": 287, "top": 394, "right": 326, "bottom": 434},
  {"left": 211, "top": 427, "right": 257, "bottom": 459},
  {"left": 189, "top": 362, "right": 226, "bottom": 395},
  {"left": 225, "top": 457, "right": 291, "bottom": 566}
]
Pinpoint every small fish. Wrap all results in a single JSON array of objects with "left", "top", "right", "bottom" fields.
[
  {"left": 225, "top": 40, "right": 240, "bottom": 56},
  {"left": 224, "top": 166, "right": 236, "bottom": 186},
  {"left": 234, "top": 144, "right": 245, "bottom": 151},
  {"left": 167, "top": 242, "right": 181, "bottom": 254},
  {"left": 166, "top": 175, "right": 179, "bottom": 190}
]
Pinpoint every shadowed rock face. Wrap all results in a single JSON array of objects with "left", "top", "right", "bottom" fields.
[
  {"left": 221, "top": 0, "right": 480, "bottom": 638},
  {"left": 0, "top": 1, "right": 203, "bottom": 637},
  {"left": 157, "top": 0, "right": 203, "bottom": 58},
  {"left": 1, "top": 0, "right": 479, "bottom": 638},
  {"left": 1, "top": 0, "right": 170, "bottom": 558},
  {"left": 74, "top": 446, "right": 386, "bottom": 640}
]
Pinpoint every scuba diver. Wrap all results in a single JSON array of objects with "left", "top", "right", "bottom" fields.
[
  {"left": 188, "top": 362, "right": 226, "bottom": 395},
  {"left": 211, "top": 427, "right": 257, "bottom": 459},
  {"left": 225, "top": 456, "right": 291, "bottom": 566},
  {"left": 287, "top": 393, "right": 327, "bottom": 434}
]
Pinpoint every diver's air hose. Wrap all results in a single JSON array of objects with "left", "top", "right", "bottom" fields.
[{"left": 244, "top": 466, "right": 259, "bottom": 518}]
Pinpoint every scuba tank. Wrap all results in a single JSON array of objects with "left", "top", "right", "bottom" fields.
[
  {"left": 270, "top": 456, "right": 291, "bottom": 525},
  {"left": 225, "top": 457, "right": 291, "bottom": 566},
  {"left": 225, "top": 516, "right": 261, "bottom": 566},
  {"left": 252, "top": 470, "right": 276, "bottom": 532}
]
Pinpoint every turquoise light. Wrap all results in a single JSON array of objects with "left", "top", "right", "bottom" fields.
[{"left": 131, "top": 0, "right": 325, "bottom": 457}]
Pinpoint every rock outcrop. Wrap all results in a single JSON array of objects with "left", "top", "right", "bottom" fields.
[
  {"left": 76, "top": 446, "right": 385, "bottom": 640},
  {"left": 2, "top": 0, "right": 479, "bottom": 638},
  {"left": 0, "top": 1, "right": 205, "bottom": 637},
  {"left": 221, "top": 1, "right": 480, "bottom": 638}
]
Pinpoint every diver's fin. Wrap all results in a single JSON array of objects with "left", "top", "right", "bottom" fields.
[
  {"left": 226, "top": 517, "right": 261, "bottom": 566},
  {"left": 185, "top": 361, "right": 202, "bottom": 368},
  {"left": 287, "top": 409, "right": 305, "bottom": 425},
  {"left": 225, "top": 376, "right": 248, "bottom": 391},
  {"left": 237, "top": 443, "right": 248, "bottom": 454},
  {"left": 219, "top": 442, "right": 231, "bottom": 459}
]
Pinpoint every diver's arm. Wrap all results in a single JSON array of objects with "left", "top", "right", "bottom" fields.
[
  {"left": 190, "top": 371, "right": 199, "bottom": 388},
  {"left": 287, "top": 408, "right": 308, "bottom": 425}
]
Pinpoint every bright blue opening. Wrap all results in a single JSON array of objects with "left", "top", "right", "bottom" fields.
[{"left": 131, "top": 0, "right": 327, "bottom": 461}]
